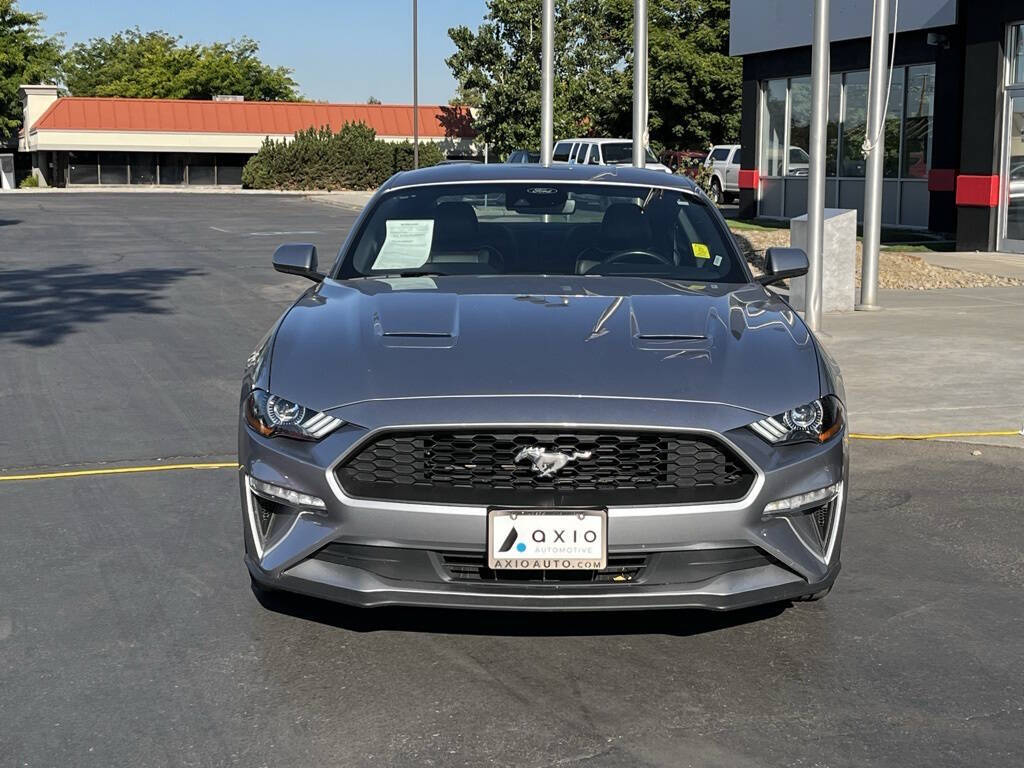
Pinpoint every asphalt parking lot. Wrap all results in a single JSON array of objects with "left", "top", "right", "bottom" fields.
[{"left": 1, "top": 194, "right": 1022, "bottom": 768}]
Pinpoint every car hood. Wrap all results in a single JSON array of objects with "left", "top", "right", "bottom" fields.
[{"left": 268, "top": 275, "right": 820, "bottom": 418}]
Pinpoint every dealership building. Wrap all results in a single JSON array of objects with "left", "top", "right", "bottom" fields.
[
  {"left": 14, "top": 85, "right": 475, "bottom": 188},
  {"left": 731, "top": 0, "right": 1024, "bottom": 253}
]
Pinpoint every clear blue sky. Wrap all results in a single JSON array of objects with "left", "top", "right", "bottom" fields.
[{"left": 29, "top": 0, "right": 489, "bottom": 104}]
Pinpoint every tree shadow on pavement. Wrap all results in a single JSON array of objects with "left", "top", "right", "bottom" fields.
[
  {"left": 0, "top": 264, "right": 204, "bottom": 347},
  {"left": 253, "top": 585, "right": 787, "bottom": 637}
]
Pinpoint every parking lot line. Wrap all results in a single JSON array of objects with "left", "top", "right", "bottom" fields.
[
  {"left": 849, "top": 429, "right": 1021, "bottom": 440},
  {"left": 0, "top": 462, "right": 238, "bottom": 482}
]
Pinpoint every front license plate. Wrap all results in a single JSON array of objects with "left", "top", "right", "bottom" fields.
[{"left": 487, "top": 509, "right": 607, "bottom": 570}]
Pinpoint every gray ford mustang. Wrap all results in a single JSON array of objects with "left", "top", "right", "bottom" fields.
[{"left": 239, "top": 164, "right": 848, "bottom": 612}]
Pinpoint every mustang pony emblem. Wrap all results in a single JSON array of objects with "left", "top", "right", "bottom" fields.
[{"left": 514, "top": 446, "right": 592, "bottom": 478}]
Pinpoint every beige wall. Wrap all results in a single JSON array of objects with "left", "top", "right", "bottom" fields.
[{"left": 18, "top": 85, "right": 59, "bottom": 152}]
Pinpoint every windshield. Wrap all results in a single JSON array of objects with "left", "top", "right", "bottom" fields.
[
  {"left": 337, "top": 182, "right": 751, "bottom": 283},
  {"left": 601, "top": 142, "right": 659, "bottom": 165}
]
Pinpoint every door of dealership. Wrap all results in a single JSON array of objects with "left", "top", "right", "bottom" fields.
[{"left": 999, "top": 23, "right": 1024, "bottom": 253}]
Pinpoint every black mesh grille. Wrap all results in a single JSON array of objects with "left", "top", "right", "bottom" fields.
[
  {"left": 812, "top": 503, "right": 833, "bottom": 542},
  {"left": 336, "top": 430, "right": 755, "bottom": 506}
]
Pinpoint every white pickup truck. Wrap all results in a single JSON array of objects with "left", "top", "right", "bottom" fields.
[
  {"left": 704, "top": 144, "right": 742, "bottom": 205},
  {"left": 552, "top": 138, "right": 673, "bottom": 173}
]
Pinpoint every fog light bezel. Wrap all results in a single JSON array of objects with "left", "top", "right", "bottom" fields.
[
  {"left": 763, "top": 482, "right": 841, "bottom": 515},
  {"left": 248, "top": 476, "right": 326, "bottom": 510}
]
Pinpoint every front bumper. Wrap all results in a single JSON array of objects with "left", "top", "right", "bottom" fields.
[{"left": 239, "top": 396, "right": 848, "bottom": 611}]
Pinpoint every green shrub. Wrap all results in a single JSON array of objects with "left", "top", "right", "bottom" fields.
[
  {"left": 242, "top": 122, "right": 444, "bottom": 190},
  {"left": 680, "top": 157, "right": 715, "bottom": 197},
  {"left": 19, "top": 174, "right": 39, "bottom": 188}
]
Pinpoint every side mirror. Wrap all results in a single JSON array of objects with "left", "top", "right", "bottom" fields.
[
  {"left": 273, "top": 243, "right": 323, "bottom": 282},
  {"left": 758, "top": 247, "right": 808, "bottom": 286}
]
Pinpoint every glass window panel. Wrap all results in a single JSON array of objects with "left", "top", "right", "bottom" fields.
[
  {"left": 159, "top": 153, "right": 186, "bottom": 185},
  {"left": 1006, "top": 95, "right": 1024, "bottom": 241},
  {"left": 187, "top": 154, "right": 216, "bottom": 185},
  {"left": 130, "top": 153, "right": 157, "bottom": 184},
  {"left": 902, "top": 65, "right": 935, "bottom": 179},
  {"left": 216, "top": 154, "right": 246, "bottom": 185},
  {"left": 1012, "top": 25, "right": 1024, "bottom": 85},
  {"left": 788, "top": 77, "right": 811, "bottom": 177},
  {"left": 760, "top": 79, "right": 787, "bottom": 177},
  {"left": 840, "top": 71, "right": 869, "bottom": 177},
  {"left": 883, "top": 68, "right": 904, "bottom": 178},
  {"left": 68, "top": 152, "right": 98, "bottom": 184},
  {"left": 99, "top": 152, "right": 128, "bottom": 184},
  {"left": 827, "top": 73, "right": 841, "bottom": 177}
]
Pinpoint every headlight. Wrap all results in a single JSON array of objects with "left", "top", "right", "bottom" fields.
[
  {"left": 749, "top": 396, "right": 845, "bottom": 445},
  {"left": 243, "top": 389, "right": 344, "bottom": 441}
]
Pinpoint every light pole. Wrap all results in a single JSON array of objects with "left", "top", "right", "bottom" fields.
[
  {"left": 804, "top": 0, "right": 830, "bottom": 332},
  {"left": 540, "top": 0, "right": 554, "bottom": 166},
  {"left": 857, "top": 0, "right": 891, "bottom": 311},
  {"left": 632, "top": 0, "right": 648, "bottom": 168},
  {"left": 412, "top": 0, "right": 419, "bottom": 169}
]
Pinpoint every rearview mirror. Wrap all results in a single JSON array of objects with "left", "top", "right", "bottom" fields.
[
  {"left": 758, "top": 247, "right": 808, "bottom": 286},
  {"left": 273, "top": 243, "right": 323, "bottom": 282}
]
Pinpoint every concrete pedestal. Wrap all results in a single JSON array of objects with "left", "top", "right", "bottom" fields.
[{"left": 790, "top": 208, "right": 857, "bottom": 313}]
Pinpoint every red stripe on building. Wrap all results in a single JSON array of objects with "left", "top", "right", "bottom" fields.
[
  {"left": 955, "top": 175, "right": 999, "bottom": 207},
  {"left": 738, "top": 169, "right": 760, "bottom": 190}
]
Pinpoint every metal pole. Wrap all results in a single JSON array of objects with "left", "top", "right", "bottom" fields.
[
  {"left": 857, "top": 0, "right": 890, "bottom": 311},
  {"left": 413, "top": 0, "right": 419, "bottom": 169},
  {"left": 632, "top": 0, "right": 648, "bottom": 168},
  {"left": 540, "top": 0, "right": 555, "bottom": 166},
  {"left": 805, "top": 0, "right": 830, "bottom": 332}
]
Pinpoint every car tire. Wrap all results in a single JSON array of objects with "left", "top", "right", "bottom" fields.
[{"left": 710, "top": 178, "right": 723, "bottom": 206}]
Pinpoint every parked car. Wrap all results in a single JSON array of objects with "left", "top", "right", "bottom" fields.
[
  {"left": 704, "top": 144, "right": 742, "bottom": 204},
  {"left": 240, "top": 163, "right": 848, "bottom": 613},
  {"left": 552, "top": 138, "right": 673, "bottom": 173},
  {"left": 507, "top": 149, "right": 540, "bottom": 164}
]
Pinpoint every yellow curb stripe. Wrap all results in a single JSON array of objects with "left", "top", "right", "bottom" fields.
[
  {"left": 850, "top": 430, "right": 1021, "bottom": 441},
  {"left": 0, "top": 462, "right": 238, "bottom": 482}
]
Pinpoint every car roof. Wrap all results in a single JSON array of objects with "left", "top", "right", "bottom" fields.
[
  {"left": 381, "top": 162, "right": 701, "bottom": 193},
  {"left": 556, "top": 138, "right": 639, "bottom": 145}
]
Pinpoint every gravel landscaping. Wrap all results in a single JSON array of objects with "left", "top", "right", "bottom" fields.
[{"left": 729, "top": 223, "right": 1024, "bottom": 290}]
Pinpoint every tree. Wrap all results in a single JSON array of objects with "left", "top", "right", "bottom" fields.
[
  {"left": 605, "top": 0, "right": 740, "bottom": 151},
  {"left": 447, "top": 0, "right": 620, "bottom": 158},
  {"left": 63, "top": 29, "right": 299, "bottom": 101},
  {"left": 0, "top": 0, "right": 63, "bottom": 144},
  {"left": 447, "top": 0, "right": 740, "bottom": 156},
  {"left": 366, "top": 96, "right": 382, "bottom": 104}
]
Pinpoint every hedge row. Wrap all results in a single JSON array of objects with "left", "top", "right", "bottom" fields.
[{"left": 241, "top": 123, "right": 444, "bottom": 190}]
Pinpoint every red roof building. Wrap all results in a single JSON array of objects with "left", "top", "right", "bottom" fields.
[{"left": 17, "top": 85, "right": 476, "bottom": 187}]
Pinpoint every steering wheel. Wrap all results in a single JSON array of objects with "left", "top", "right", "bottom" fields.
[{"left": 602, "top": 249, "right": 673, "bottom": 266}]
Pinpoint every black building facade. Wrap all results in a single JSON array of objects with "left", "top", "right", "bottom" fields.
[{"left": 731, "top": 0, "right": 1024, "bottom": 253}]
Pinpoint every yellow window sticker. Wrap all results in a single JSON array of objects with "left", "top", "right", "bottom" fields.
[{"left": 692, "top": 243, "right": 711, "bottom": 260}]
